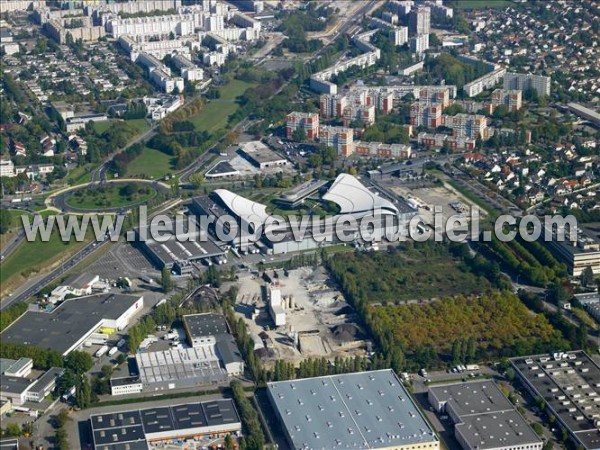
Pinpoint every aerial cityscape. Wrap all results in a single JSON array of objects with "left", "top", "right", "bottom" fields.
[{"left": 0, "top": 0, "right": 598, "bottom": 450}]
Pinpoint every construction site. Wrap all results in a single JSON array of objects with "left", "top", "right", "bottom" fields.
[{"left": 226, "top": 267, "right": 371, "bottom": 368}]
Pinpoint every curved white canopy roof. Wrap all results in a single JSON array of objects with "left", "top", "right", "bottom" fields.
[
  {"left": 323, "top": 174, "right": 399, "bottom": 216},
  {"left": 214, "top": 189, "right": 270, "bottom": 226}
]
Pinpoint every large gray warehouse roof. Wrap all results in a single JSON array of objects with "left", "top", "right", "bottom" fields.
[
  {"left": 510, "top": 351, "right": 600, "bottom": 450},
  {"left": 429, "top": 380, "right": 514, "bottom": 416},
  {"left": 183, "top": 313, "right": 229, "bottom": 338},
  {"left": 430, "top": 381, "right": 542, "bottom": 450},
  {"left": 0, "top": 294, "right": 142, "bottom": 355},
  {"left": 90, "top": 399, "right": 240, "bottom": 449},
  {"left": 456, "top": 410, "right": 542, "bottom": 450},
  {"left": 267, "top": 369, "right": 438, "bottom": 450}
]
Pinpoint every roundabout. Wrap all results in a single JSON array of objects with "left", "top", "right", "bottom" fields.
[{"left": 48, "top": 179, "right": 171, "bottom": 214}]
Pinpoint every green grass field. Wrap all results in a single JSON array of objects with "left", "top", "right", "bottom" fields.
[
  {"left": 65, "top": 163, "right": 97, "bottom": 185},
  {"left": 94, "top": 118, "right": 150, "bottom": 135},
  {"left": 190, "top": 79, "right": 255, "bottom": 134},
  {"left": 0, "top": 224, "right": 92, "bottom": 296},
  {"left": 457, "top": 0, "right": 510, "bottom": 10},
  {"left": 65, "top": 182, "right": 156, "bottom": 210},
  {"left": 125, "top": 147, "right": 175, "bottom": 179}
]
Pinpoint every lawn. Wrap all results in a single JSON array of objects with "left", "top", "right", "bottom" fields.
[
  {"left": 94, "top": 118, "right": 150, "bottom": 135},
  {"left": 125, "top": 147, "right": 175, "bottom": 179},
  {"left": 65, "top": 163, "right": 97, "bottom": 185},
  {"left": 457, "top": 0, "right": 510, "bottom": 10},
  {"left": 0, "top": 223, "right": 92, "bottom": 296},
  {"left": 190, "top": 79, "right": 255, "bottom": 134},
  {"left": 0, "top": 210, "right": 31, "bottom": 248},
  {"left": 65, "top": 182, "right": 157, "bottom": 210}
]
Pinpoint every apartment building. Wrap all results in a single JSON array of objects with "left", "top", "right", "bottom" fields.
[
  {"left": 390, "top": 26, "right": 409, "bottom": 46},
  {"left": 418, "top": 132, "right": 476, "bottom": 151},
  {"left": 342, "top": 105, "right": 376, "bottom": 127},
  {"left": 417, "top": 86, "right": 451, "bottom": 107},
  {"left": 320, "top": 126, "right": 354, "bottom": 156},
  {"left": 409, "top": 6, "right": 431, "bottom": 36},
  {"left": 355, "top": 141, "right": 412, "bottom": 159},
  {"left": 463, "top": 68, "right": 507, "bottom": 97},
  {"left": 0, "top": 160, "right": 15, "bottom": 178},
  {"left": 442, "top": 113, "right": 489, "bottom": 140},
  {"left": 320, "top": 94, "right": 348, "bottom": 118},
  {"left": 491, "top": 89, "right": 522, "bottom": 112},
  {"left": 410, "top": 33, "right": 430, "bottom": 53},
  {"left": 172, "top": 54, "right": 204, "bottom": 81},
  {"left": 410, "top": 102, "right": 443, "bottom": 128},
  {"left": 503, "top": 72, "right": 551, "bottom": 97},
  {"left": 285, "top": 112, "right": 320, "bottom": 140}
]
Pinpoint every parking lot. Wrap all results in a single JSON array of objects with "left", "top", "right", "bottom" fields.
[{"left": 85, "top": 242, "right": 159, "bottom": 281}]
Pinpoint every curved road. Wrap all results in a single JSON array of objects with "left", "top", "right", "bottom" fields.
[{"left": 49, "top": 179, "right": 170, "bottom": 214}]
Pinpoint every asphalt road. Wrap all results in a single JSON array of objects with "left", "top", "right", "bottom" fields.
[{"left": 0, "top": 238, "right": 112, "bottom": 310}]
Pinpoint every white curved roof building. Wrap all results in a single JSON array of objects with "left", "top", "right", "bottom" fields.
[
  {"left": 214, "top": 189, "right": 270, "bottom": 227},
  {"left": 323, "top": 173, "right": 399, "bottom": 216}
]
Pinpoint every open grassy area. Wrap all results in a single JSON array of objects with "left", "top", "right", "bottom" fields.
[
  {"left": 65, "top": 182, "right": 157, "bottom": 210},
  {"left": 125, "top": 147, "right": 175, "bottom": 179},
  {"left": 457, "top": 0, "right": 510, "bottom": 10},
  {"left": 0, "top": 223, "right": 92, "bottom": 296},
  {"left": 0, "top": 210, "right": 31, "bottom": 248},
  {"left": 94, "top": 118, "right": 150, "bottom": 135},
  {"left": 190, "top": 79, "right": 255, "bottom": 134},
  {"left": 65, "top": 163, "right": 97, "bottom": 185}
]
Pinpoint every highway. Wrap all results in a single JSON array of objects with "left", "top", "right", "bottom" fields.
[
  {"left": 1, "top": 238, "right": 111, "bottom": 309},
  {"left": 0, "top": 198, "right": 181, "bottom": 310},
  {"left": 0, "top": 228, "right": 25, "bottom": 262}
]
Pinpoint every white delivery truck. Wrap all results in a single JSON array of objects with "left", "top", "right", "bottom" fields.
[
  {"left": 108, "top": 346, "right": 119, "bottom": 357},
  {"left": 95, "top": 345, "right": 110, "bottom": 358}
]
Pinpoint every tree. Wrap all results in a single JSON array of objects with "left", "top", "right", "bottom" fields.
[
  {"left": 64, "top": 351, "right": 93, "bottom": 375},
  {"left": 76, "top": 377, "right": 92, "bottom": 408},
  {"left": 224, "top": 434, "right": 235, "bottom": 450},
  {"left": 188, "top": 172, "right": 205, "bottom": 188},
  {"left": 5, "top": 422, "right": 21, "bottom": 437},
  {"left": 580, "top": 266, "right": 594, "bottom": 288},
  {"left": 161, "top": 267, "right": 173, "bottom": 293},
  {"left": 100, "top": 365, "right": 113, "bottom": 379},
  {"left": 0, "top": 208, "right": 13, "bottom": 234},
  {"left": 56, "top": 409, "right": 71, "bottom": 429},
  {"left": 292, "top": 127, "right": 307, "bottom": 142}
]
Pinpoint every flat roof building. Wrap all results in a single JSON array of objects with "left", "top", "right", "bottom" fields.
[
  {"left": 0, "top": 375, "right": 32, "bottom": 406},
  {"left": 239, "top": 141, "right": 288, "bottom": 169},
  {"left": 510, "top": 351, "right": 600, "bottom": 450},
  {"left": 136, "top": 346, "right": 228, "bottom": 391},
  {"left": 267, "top": 369, "right": 439, "bottom": 450},
  {"left": 0, "top": 358, "right": 33, "bottom": 378},
  {"left": 428, "top": 381, "right": 542, "bottom": 450},
  {"left": 182, "top": 313, "right": 229, "bottom": 346},
  {"left": 136, "top": 218, "right": 226, "bottom": 275},
  {"left": 25, "top": 367, "right": 64, "bottom": 403},
  {"left": 0, "top": 294, "right": 144, "bottom": 356},
  {"left": 90, "top": 399, "right": 241, "bottom": 449}
]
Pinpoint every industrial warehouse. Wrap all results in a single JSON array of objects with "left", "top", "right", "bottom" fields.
[
  {"left": 510, "top": 351, "right": 600, "bottom": 450},
  {"left": 135, "top": 219, "right": 226, "bottom": 275},
  {"left": 428, "top": 380, "right": 543, "bottom": 450},
  {"left": 110, "top": 313, "right": 243, "bottom": 395},
  {"left": 90, "top": 399, "right": 241, "bottom": 450},
  {"left": 267, "top": 369, "right": 439, "bottom": 450},
  {"left": 0, "top": 294, "right": 144, "bottom": 356}
]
